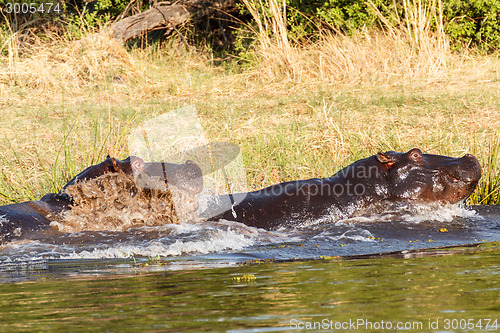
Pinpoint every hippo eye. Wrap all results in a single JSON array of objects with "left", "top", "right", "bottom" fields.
[{"left": 410, "top": 151, "right": 422, "bottom": 161}]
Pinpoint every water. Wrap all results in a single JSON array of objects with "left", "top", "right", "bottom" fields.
[
  {"left": 1, "top": 203, "right": 498, "bottom": 265},
  {"left": 0, "top": 203, "right": 499, "bottom": 332}
]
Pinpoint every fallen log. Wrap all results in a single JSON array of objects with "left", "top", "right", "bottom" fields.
[{"left": 110, "top": 0, "right": 235, "bottom": 44}]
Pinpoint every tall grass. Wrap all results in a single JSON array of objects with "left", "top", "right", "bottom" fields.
[
  {"left": 1, "top": 1, "right": 497, "bottom": 102},
  {"left": 0, "top": 105, "right": 136, "bottom": 203},
  {"left": 238, "top": 0, "right": 496, "bottom": 87},
  {"left": 470, "top": 140, "right": 500, "bottom": 205},
  {"left": 0, "top": 32, "right": 137, "bottom": 102}
]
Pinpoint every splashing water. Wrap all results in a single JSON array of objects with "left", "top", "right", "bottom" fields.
[
  {"left": 333, "top": 201, "right": 479, "bottom": 224},
  {"left": 1, "top": 198, "right": 499, "bottom": 269},
  {"left": 51, "top": 172, "right": 200, "bottom": 232}
]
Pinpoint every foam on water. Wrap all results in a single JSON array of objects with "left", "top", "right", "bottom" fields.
[
  {"left": 0, "top": 220, "right": 290, "bottom": 262},
  {"left": 0, "top": 200, "right": 494, "bottom": 267},
  {"left": 0, "top": 240, "right": 75, "bottom": 262},
  {"left": 334, "top": 202, "right": 479, "bottom": 225},
  {"left": 323, "top": 229, "right": 376, "bottom": 242},
  {"left": 397, "top": 203, "right": 478, "bottom": 223},
  {"left": 64, "top": 229, "right": 256, "bottom": 259}
]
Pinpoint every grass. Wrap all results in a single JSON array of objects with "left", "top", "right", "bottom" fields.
[
  {"left": 0, "top": 86, "right": 498, "bottom": 205},
  {"left": 0, "top": 0, "right": 499, "bottom": 205}
]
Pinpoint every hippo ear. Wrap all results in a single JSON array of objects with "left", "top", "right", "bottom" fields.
[
  {"left": 376, "top": 152, "right": 396, "bottom": 169},
  {"left": 106, "top": 154, "right": 111, "bottom": 159},
  {"left": 111, "top": 157, "right": 119, "bottom": 172}
]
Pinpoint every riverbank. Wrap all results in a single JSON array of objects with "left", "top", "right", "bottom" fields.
[{"left": 0, "top": 26, "right": 498, "bottom": 204}]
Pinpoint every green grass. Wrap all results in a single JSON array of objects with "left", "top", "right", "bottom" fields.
[{"left": 0, "top": 83, "right": 499, "bottom": 205}]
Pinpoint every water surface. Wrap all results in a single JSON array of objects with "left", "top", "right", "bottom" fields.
[{"left": 0, "top": 203, "right": 499, "bottom": 332}]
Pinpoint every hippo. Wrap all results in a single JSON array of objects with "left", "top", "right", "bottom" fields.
[
  {"left": 56, "top": 155, "right": 203, "bottom": 199},
  {"left": 205, "top": 148, "right": 481, "bottom": 229},
  {"left": 0, "top": 155, "right": 141, "bottom": 242},
  {"left": 0, "top": 148, "right": 481, "bottom": 242},
  {"left": 0, "top": 156, "right": 203, "bottom": 243}
]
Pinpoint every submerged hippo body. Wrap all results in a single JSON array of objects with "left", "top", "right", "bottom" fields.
[
  {"left": 208, "top": 148, "right": 481, "bottom": 230},
  {"left": 0, "top": 196, "right": 68, "bottom": 242}
]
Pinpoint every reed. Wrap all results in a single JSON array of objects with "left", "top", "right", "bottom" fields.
[{"left": 469, "top": 140, "right": 500, "bottom": 205}]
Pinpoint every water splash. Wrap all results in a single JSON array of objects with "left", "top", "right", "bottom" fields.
[
  {"left": 335, "top": 202, "right": 479, "bottom": 225},
  {"left": 0, "top": 201, "right": 495, "bottom": 266},
  {"left": 52, "top": 172, "right": 200, "bottom": 232}
]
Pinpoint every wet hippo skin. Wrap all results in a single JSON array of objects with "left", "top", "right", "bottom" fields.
[
  {"left": 207, "top": 148, "right": 482, "bottom": 230},
  {"left": 0, "top": 149, "right": 481, "bottom": 241}
]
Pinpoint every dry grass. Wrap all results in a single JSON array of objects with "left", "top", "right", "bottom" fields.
[
  {"left": 238, "top": 0, "right": 498, "bottom": 88},
  {"left": 0, "top": 0, "right": 498, "bottom": 105},
  {"left": 0, "top": 29, "right": 219, "bottom": 106},
  {"left": 0, "top": 32, "right": 137, "bottom": 103}
]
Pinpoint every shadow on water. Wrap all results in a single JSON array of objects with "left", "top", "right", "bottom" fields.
[{"left": 0, "top": 203, "right": 499, "bottom": 331}]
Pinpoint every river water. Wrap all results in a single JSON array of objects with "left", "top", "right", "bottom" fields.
[{"left": 0, "top": 203, "right": 499, "bottom": 332}]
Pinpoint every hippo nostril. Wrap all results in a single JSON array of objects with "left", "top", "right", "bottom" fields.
[{"left": 448, "top": 154, "right": 481, "bottom": 183}]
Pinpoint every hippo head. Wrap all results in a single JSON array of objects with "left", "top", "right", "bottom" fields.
[
  {"left": 376, "top": 148, "right": 481, "bottom": 204},
  {"left": 60, "top": 156, "right": 145, "bottom": 193},
  {"left": 88, "top": 155, "right": 146, "bottom": 176},
  {"left": 85, "top": 155, "right": 145, "bottom": 178}
]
